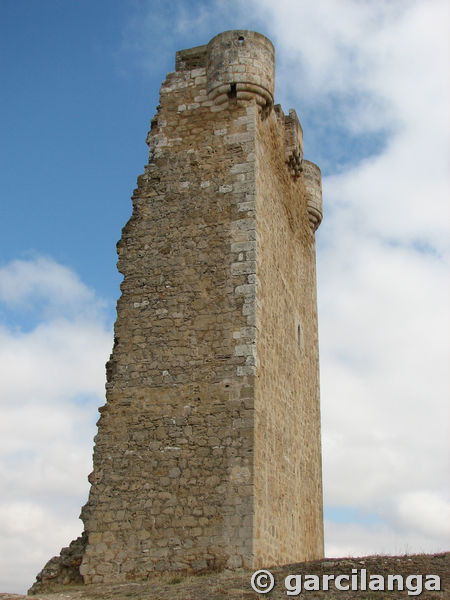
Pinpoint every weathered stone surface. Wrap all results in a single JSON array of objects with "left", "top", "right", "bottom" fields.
[{"left": 30, "top": 29, "right": 324, "bottom": 589}]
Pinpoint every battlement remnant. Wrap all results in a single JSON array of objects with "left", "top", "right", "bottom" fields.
[
  {"left": 303, "top": 160, "right": 323, "bottom": 231},
  {"left": 29, "top": 30, "right": 324, "bottom": 591}
]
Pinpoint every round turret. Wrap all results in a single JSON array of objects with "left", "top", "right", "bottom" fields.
[
  {"left": 303, "top": 161, "right": 323, "bottom": 232},
  {"left": 206, "top": 30, "right": 274, "bottom": 109}
]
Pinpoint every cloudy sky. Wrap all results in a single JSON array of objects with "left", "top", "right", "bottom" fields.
[{"left": 1, "top": 0, "right": 449, "bottom": 593}]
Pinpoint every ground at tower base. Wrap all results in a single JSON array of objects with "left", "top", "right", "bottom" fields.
[{"left": 7, "top": 553, "right": 445, "bottom": 599}]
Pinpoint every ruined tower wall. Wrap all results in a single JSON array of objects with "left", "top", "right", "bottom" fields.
[
  {"left": 79, "top": 46, "right": 262, "bottom": 583},
  {"left": 253, "top": 110, "right": 324, "bottom": 566},
  {"left": 31, "top": 30, "right": 324, "bottom": 591}
]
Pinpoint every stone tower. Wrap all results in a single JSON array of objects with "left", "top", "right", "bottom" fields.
[{"left": 31, "top": 30, "right": 324, "bottom": 589}]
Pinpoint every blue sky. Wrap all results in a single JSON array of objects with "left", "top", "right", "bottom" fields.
[
  {"left": 1, "top": 0, "right": 449, "bottom": 593},
  {"left": 1, "top": 0, "right": 156, "bottom": 305},
  {"left": 0, "top": 0, "right": 386, "bottom": 306}
]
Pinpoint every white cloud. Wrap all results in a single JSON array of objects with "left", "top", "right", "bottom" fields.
[
  {"left": 0, "top": 257, "right": 111, "bottom": 593},
  {"left": 395, "top": 491, "right": 450, "bottom": 540},
  {"left": 241, "top": 0, "right": 450, "bottom": 555},
  {"left": 325, "top": 518, "right": 446, "bottom": 558},
  {"left": 0, "top": 256, "right": 107, "bottom": 321}
]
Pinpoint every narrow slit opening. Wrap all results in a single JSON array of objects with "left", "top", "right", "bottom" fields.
[{"left": 228, "top": 83, "right": 237, "bottom": 99}]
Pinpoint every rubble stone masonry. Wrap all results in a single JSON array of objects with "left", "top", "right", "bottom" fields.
[{"left": 29, "top": 29, "right": 324, "bottom": 591}]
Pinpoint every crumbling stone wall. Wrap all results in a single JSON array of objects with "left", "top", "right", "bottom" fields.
[
  {"left": 80, "top": 37, "right": 261, "bottom": 584},
  {"left": 28, "top": 533, "right": 87, "bottom": 595},
  {"left": 30, "top": 29, "right": 324, "bottom": 589}
]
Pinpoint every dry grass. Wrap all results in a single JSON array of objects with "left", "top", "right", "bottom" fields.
[{"left": 2, "top": 552, "right": 448, "bottom": 600}]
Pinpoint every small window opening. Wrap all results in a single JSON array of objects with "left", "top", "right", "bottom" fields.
[
  {"left": 297, "top": 324, "right": 302, "bottom": 349},
  {"left": 228, "top": 82, "right": 237, "bottom": 99}
]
